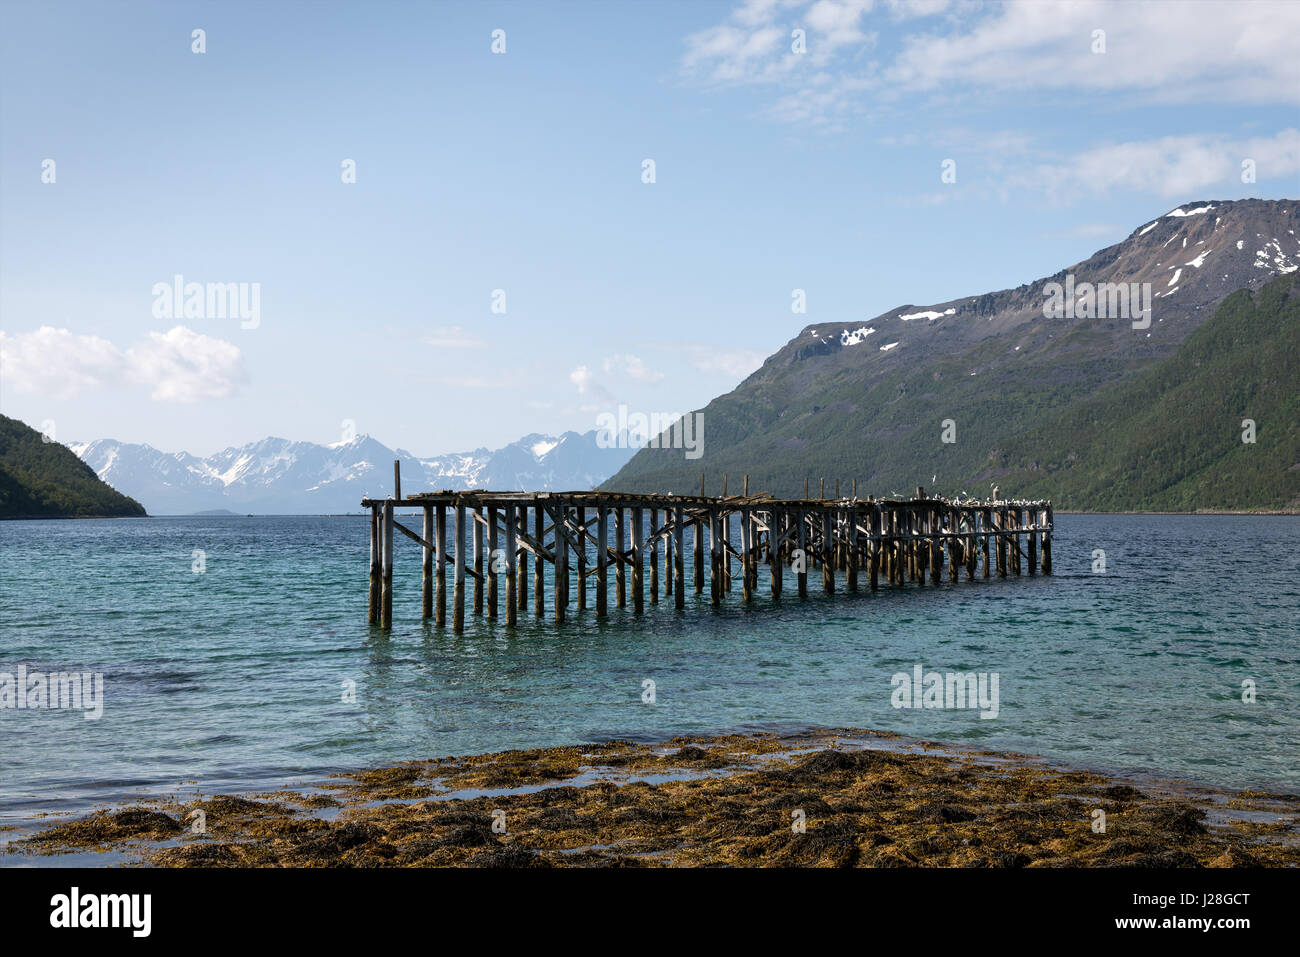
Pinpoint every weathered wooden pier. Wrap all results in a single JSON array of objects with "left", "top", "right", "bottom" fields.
[{"left": 362, "top": 467, "right": 1052, "bottom": 631}]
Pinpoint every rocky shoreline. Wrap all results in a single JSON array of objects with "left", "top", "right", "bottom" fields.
[{"left": 13, "top": 729, "right": 1299, "bottom": 867}]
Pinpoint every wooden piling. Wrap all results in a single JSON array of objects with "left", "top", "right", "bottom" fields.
[
  {"left": 632, "top": 506, "right": 644, "bottom": 614},
  {"left": 649, "top": 508, "right": 659, "bottom": 605},
  {"left": 381, "top": 500, "right": 393, "bottom": 629},
  {"left": 797, "top": 509, "right": 808, "bottom": 598},
  {"left": 504, "top": 504, "right": 517, "bottom": 626},
  {"left": 693, "top": 514, "right": 704, "bottom": 594},
  {"left": 616, "top": 509, "right": 627, "bottom": 608},
  {"left": 436, "top": 505, "right": 447, "bottom": 626},
  {"left": 847, "top": 506, "right": 859, "bottom": 591},
  {"left": 673, "top": 505, "right": 685, "bottom": 610},
  {"left": 534, "top": 506, "right": 544, "bottom": 617},
  {"left": 1041, "top": 506, "right": 1053, "bottom": 575},
  {"left": 453, "top": 501, "right": 466, "bottom": 633},
  {"left": 596, "top": 505, "right": 608, "bottom": 618},
  {"left": 368, "top": 505, "right": 380, "bottom": 624},
  {"left": 473, "top": 506, "right": 484, "bottom": 615},
  {"left": 421, "top": 505, "right": 433, "bottom": 619},
  {"left": 575, "top": 505, "right": 587, "bottom": 610},
  {"left": 709, "top": 509, "right": 722, "bottom": 605},
  {"left": 822, "top": 510, "right": 835, "bottom": 594},
  {"left": 1028, "top": 506, "right": 1038, "bottom": 575},
  {"left": 487, "top": 505, "right": 499, "bottom": 619},
  {"left": 517, "top": 507, "right": 527, "bottom": 612},
  {"left": 553, "top": 503, "right": 566, "bottom": 625}
]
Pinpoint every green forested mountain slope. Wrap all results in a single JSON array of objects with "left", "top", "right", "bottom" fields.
[
  {"left": 994, "top": 273, "right": 1299, "bottom": 510},
  {"left": 0, "top": 415, "right": 147, "bottom": 518}
]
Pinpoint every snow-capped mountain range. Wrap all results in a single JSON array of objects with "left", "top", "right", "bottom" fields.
[{"left": 69, "top": 430, "right": 638, "bottom": 514}]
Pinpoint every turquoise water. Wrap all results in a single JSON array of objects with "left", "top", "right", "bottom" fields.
[{"left": 1, "top": 513, "right": 1297, "bottom": 830}]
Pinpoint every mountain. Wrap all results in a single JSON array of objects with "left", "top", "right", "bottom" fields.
[
  {"left": 994, "top": 272, "right": 1299, "bottom": 510},
  {"left": 69, "top": 429, "right": 637, "bottom": 514},
  {"left": 606, "top": 198, "right": 1300, "bottom": 510},
  {"left": 0, "top": 415, "right": 147, "bottom": 519}
]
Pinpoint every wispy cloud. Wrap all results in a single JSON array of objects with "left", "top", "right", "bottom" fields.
[
  {"left": 682, "top": 344, "right": 767, "bottom": 380},
  {"left": 682, "top": 0, "right": 1300, "bottom": 128},
  {"left": 422, "top": 325, "right": 485, "bottom": 348},
  {"left": 601, "top": 353, "right": 665, "bottom": 383},
  {"left": 1016, "top": 129, "right": 1300, "bottom": 199}
]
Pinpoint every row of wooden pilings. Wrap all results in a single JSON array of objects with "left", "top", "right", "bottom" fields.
[{"left": 363, "top": 482, "right": 1053, "bottom": 632}]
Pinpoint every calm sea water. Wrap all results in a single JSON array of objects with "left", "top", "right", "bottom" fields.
[{"left": 2, "top": 513, "right": 1297, "bottom": 831}]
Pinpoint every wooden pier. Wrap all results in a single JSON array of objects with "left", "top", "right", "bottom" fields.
[{"left": 363, "top": 468, "right": 1052, "bottom": 631}]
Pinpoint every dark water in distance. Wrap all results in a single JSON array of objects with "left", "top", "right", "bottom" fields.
[{"left": 1, "top": 513, "right": 1297, "bottom": 830}]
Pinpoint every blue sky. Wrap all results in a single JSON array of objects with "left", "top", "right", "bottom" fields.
[{"left": 2, "top": 0, "right": 1298, "bottom": 456}]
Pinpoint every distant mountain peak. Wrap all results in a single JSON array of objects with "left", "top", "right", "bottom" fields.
[{"left": 72, "top": 427, "right": 639, "bottom": 514}]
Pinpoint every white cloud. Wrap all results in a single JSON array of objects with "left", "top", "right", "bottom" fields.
[
  {"left": 684, "top": 345, "right": 767, "bottom": 379},
  {"left": 886, "top": 0, "right": 1300, "bottom": 104},
  {"left": 601, "top": 353, "right": 665, "bottom": 383},
  {"left": 568, "top": 365, "right": 593, "bottom": 393},
  {"left": 1017, "top": 129, "right": 1300, "bottom": 199},
  {"left": 0, "top": 325, "right": 246, "bottom": 402},
  {"left": 422, "top": 325, "right": 485, "bottom": 348},
  {"left": 683, "top": 0, "right": 1300, "bottom": 126},
  {"left": 0, "top": 326, "right": 121, "bottom": 398},
  {"left": 125, "top": 327, "right": 245, "bottom": 402}
]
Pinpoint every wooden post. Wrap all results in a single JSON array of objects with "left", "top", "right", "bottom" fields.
[
  {"left": 771, "top": 510, "right": 784, "bottom": 599},
  {"left": 847, "top": 505, "right": 859, "bottom": 591},
  {"left": 421, "top": 505, "right": 433, "bottom": 619},
  {"left": 534, "top": 506, "right": 544, "bottom": 617},
  {"left": 381, "top": 500, "right": 394, "bottom": 629},
  {"left": 597, "top": 505, "right": 608, "bottom": 618},
  {"left": 822, "top": 509, "right": 835, "bottom": 594},
  {"left": 649, "top": 508, "right": 659, "bottom": 605},
  {"left": 722, "top": 510, "right": 732, "bottom": 593},
  {"left": 554, "top": 504, "right": 566, "bottom": 624},
  {"left": 673, "top": 505, "right": 685, "bottom": 610},
  {"left": 948, "top": 507, "right": 959, "bottom": 582},
  {"left": 368, "top": 505, "right": 380, "bottom": 624},
  {"left": 996, "top": 508, "right": 1007, "bottom": 578},
  {"left": 663, "top": 509, "right": 673, "bottom": 599},
  {"left": 981, "top": 507, "right": 991, "bottom": 579},
  {"left": 473, "top": 506, "right": 484, "bottom": 615},
  {"left": 631, "top": 506, "right": 644, "bottom": 613},
  {"left": 453, "top": 501, "right": 466, "bottom": 633},
  {"left": 436, "top": 505, "right": 447, "bottom": 626},
  {"left": 575, "top": 506, "right": 587, "bottom": 610},
  {"left": 616, "top": 508, "right": 627, "bottom": 608},
  {"left": 1011, "top": 507, "right": 1022, "bottom": 576},
  {"left": 1041, "top": 506, "right": 1053, "bottom": 575},
  {"left": 1028, "top": 506, "right": 1038, "bottom": 575},
  {"left": 693, "top": 513, "right": 704, "bottom": 593},
  {"left": 894, "top": 510, "right": 905, "bottom": 586},
  {"left": 869, "top": 503, "right": 880, "bottom": 592},
  {"left": 505, "top": 505, "right": 517, "bottom": 626},
  {"left": 512, "top": 509, "right": 522, "bottom": 613},
  {"left": 740, "top": 506, "right": 753, "bottom": 601},
  {"left": 487, "top": 506, "right": 499, "bottom": 619},
  {"left": 965, "top": 512, "right": 977, "bottom": 580},
  {"left": 709, "top": 507, "right": 721, "bottom": 605},
  {"left": 797, "top": 509, "right": 808, "bottom": 597},
  {"left": 393, "top": 460, "right": 401, "bottom": 501}
]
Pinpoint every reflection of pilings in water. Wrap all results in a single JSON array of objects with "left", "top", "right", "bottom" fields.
[{"left": 364, "top": 465, "right": 1054, "bottom": 633}]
